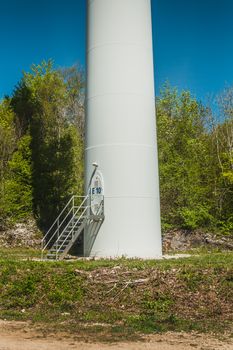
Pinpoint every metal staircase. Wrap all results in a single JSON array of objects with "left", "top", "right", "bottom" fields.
[{"left": 41, "top": 195, "right": 104, "bottom": 260}]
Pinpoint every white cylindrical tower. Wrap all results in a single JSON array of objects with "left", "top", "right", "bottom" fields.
[{"left": 85, "top": 0, "right": 162, "bottom": 258}]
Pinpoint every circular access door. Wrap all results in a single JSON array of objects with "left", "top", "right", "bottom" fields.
[{"left": 90, "top": 171, "right": 104, "bottom": 215}]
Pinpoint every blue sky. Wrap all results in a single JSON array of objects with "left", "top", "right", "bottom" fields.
[{"left": 1, "top": 0, "right": 233, "bottom": 103}]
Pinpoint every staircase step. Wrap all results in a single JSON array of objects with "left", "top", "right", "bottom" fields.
[
  {"left": 58, "top": 237, "right": 70, "bottom": 241},
  {"left": 57, "top": 242, "right": 71, "bottom": 247},
  {"left": 56, "top": 244, "right": 70, "bottom": 249},
  {"left": 47, "top": 253, "right": 57, "bottom": 256},
  {"left": 50, "top": 247, "right": 68, "bottom": 253},
  {"left": 50, "top": 248, "right": 65, "bottom": 252},
  {"left": 43, "top": 205, "right": 89, "bottom": 260}
]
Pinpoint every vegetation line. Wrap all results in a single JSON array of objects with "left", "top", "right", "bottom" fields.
[{"left": 1, "top": 62, "right": 232, "bottom": 237}]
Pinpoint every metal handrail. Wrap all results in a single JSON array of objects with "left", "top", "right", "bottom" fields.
[
  {"left": 57, "top": 205, "right": 89, "bottom": 255},
  {"left": 57, "top": 198, "right": 104, "bottom": 256},
  {"left": 41, "top": 196, "right": 74, "bottom": 245},
  {"left": 41, "top": 192, "right": 105, "bottom": 260},
  {"left": 41, "top": 195, "right": 86, "bottom": 258},
  {"left": 51, "top": 195, "right": 88, "bottom": 252},
  {"left": 42, "top": 195, "right": 87, "bottom": 253}
]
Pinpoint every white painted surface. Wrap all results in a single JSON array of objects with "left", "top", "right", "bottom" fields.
[
  {"left": 85, "top": 0, "right": 162, "bottom": 258},
  {"left": 90, "top": 170, "right": 104, "bottom": 215}
]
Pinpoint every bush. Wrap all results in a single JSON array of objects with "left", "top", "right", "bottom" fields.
[{"left": 178, "top": 206, "right": 214, "bottom": 230}]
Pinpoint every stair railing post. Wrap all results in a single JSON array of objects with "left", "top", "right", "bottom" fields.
[
  {"left": 41, "top": 238, "right": 44, "bottom": 260},
  {"left": 72, "top": 196, "right": 74, "bottom": 241},
  {"left": 88, "top": 189, "right": 91, "bottom": 221},
  {"left": 56, "top": 219, "right": 59, "bottom": 260}
]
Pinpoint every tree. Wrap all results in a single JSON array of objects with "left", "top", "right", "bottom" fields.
[
  {"left": 0, "top": 100, "right": 17, "bottom": 226},
  {"left": 60, "top": 64, "right": 85, "bottom": 138},
  {"left": 2, "top": 135, "right": 33, "bottom": 222},
  {"left": 156, "top": 84, "right": 214, "bottom": 230},
  {"left": 209, "top": 87, "right": 233, "bottom": 233},
  {"left": 0, "top": 100, "right": 33, "bottom": 225},
  {"left": 11, "top": 61, "right": 84, "bottom": 230}
]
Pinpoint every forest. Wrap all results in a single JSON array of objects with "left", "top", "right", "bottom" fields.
[{"left": 0, "top": 60, "right": 232, "bottom": 236}]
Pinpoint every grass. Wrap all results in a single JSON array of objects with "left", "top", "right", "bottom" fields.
[
  {"left": 0, "top": 247, "right": 41, "bottom": 260},
  {"left": 0, "top": 249, "right": 232, "bottom": 340}
]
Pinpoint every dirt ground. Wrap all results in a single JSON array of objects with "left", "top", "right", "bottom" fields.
[{"left": 0, "top": 321, "right": 233, "bottom": 350}]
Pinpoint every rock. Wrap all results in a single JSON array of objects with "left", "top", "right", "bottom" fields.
[
  {"left": 0, "top": 219, "right": 42, "bottom": 249},
  {"left": 162, "top": 229, "right": 233, "bottom": 252}
]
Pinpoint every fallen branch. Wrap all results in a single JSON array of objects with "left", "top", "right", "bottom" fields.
[
  {"left": 113, "top": 278, "right": 150, "bottom": 300},
  {"left": 93, "top": 277, "right": 150, "bottom": 285}
]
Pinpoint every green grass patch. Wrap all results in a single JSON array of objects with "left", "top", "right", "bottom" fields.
[
  {"left": 0, "top": 247, "right": 41, "bottom": 260},
  {"left": 0, "top": 250, "right": 232, "bottom": 339}
]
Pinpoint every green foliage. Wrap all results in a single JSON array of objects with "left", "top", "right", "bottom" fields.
[
  {"left": 2, "top": 135, "right": 32, "bottom": 222},
  {"left": 0, "top": 100, "right": 17, "bottom": 226},
  {"left": 142, "top": 291, "right": 174, "bottom": 321},
  {"left": 178, "top": 205, "right": 214, "bottom": 230},
  {"left": 25, "top": 61, "right": 84, "bottom": 229},
  {"left": 0, "top": 60, "right": 84, "bottom": 230},
  {"left": 156, "top": 83, "right": 233, "bottom": 233},
  {"left": 0, "top": 103, "right": 32, "bottom": 224},
  {"left": 207, "top": 88, "right": 233, "bottom": 232},
  {"left": 1, "top": 62, "right": 233, "bottom": 238},
  {"left": 157, "top": 84, "right": 214, "bottom": 230},
  {"left": 219, "top": 217, "right": 233, "bottom": 235}
]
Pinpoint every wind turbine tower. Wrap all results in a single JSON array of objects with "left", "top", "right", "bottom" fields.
[{"left": 85, "top": 0, "right": 162, "bottom": 258}]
